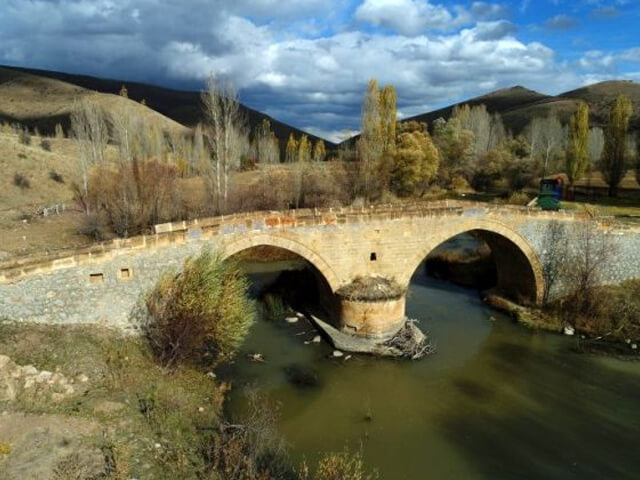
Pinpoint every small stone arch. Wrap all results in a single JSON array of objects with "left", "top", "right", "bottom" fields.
[
  {"left": 222, "top": 233, "right": 341, "bottom": 293},
  {"left": 401, "top": 219, "right": 545, "bottom": 305}
]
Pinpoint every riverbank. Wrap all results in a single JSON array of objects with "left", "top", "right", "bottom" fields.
[{"left": 484, "top": 289, "right": 640, "bottom": 359}]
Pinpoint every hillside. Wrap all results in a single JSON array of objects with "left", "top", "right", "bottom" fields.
[
  {"left": 0, "top": 65, "right": 335, "bottom": 147},
  {"left": 402, "top": 80, "right": 640, "bottom": 136},
  {"left": 0, "top": 67, "right": 189, "bottom": 136}
]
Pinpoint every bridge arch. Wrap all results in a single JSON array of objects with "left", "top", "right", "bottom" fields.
[
  {"left": 401, "top": 219, "right": 545, "bottom": 305},
  {"left": 221, "top": 233, "right": 341, "bottom": 293}
]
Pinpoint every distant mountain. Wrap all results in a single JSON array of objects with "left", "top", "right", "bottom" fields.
[
  {"left": 0, "top": 65, "right": 335, "bottom": 147},
  {"left": 403, "top": 81, "right": 640, "bottom": 136}
]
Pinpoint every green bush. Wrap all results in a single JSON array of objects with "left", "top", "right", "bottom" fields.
[{"left": 145, "top": 250, "right": 256, "bottom": 367}]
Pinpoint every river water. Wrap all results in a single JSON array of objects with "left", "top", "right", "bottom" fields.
[{"left": 225, "top": 253, "right": 640, "bottom": 479}]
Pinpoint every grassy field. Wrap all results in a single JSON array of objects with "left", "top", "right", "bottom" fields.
[{"left": 0, "top": 322, "right": 225, "bottom": 479}]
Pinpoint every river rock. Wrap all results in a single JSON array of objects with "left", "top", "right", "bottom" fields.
[
  {"left": 632, "top": 344, "right": 637, "bottom": 350},
  {"left": 285, "top": 317, "right": 299, "bottom": 324},
  {"left": 563, "top": 325, "right": 575, "bottom": 336},
  {"left": 332, "top": 350, "right": 344, "bottom": 358},
  {"left": 312, "top": 335, "right": 322, "bottom": 344}
]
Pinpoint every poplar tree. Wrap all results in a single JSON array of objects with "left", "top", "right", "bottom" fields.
[
  {"left": 601, "top": 94, "right": 633, "bottom": 197},
  {"left": 312, "top": 139, "right": 326, "bottom": 162},
  {"left": 357, "top": 79, "right": 397, "bottom": 200},
  {"left": 565, "top": 103, "right": 590, "bottom": 188}
]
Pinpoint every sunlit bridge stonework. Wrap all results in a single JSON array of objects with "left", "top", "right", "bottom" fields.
[{"left": 2, "top": 200, "right": 639, "bottom": 338}]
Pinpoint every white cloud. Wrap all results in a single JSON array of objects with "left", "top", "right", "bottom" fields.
[
  {"left": 0, "top": 0, "right": 635, "bottom": 140},
  {"left": 355, "top": 0, "right": 470, "bottom": 35}
]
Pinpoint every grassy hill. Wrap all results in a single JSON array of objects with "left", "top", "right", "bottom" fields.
[
  {"left": 0, "top": 67, "right": 189, "bottom": 136},
  {"left": 403, "top": 81, "right": 640, "bottom": 136},
  {"left": 0, "top": 65, "right": 335, "bottom": 147}
]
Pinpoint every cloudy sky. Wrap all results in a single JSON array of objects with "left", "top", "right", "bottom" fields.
[{"left": 1, "top": 0, "right": 639, "bottom": 141}]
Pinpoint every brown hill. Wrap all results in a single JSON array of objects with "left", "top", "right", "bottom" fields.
[
  {"left": 403, "top": 80, "right": 640, "bottom": 136},
  {"left": 0, "top": 67, "right": 189, "bottom": 136},
  {"left": 0, "top": 65, "right": 335, "bottom": 147}
]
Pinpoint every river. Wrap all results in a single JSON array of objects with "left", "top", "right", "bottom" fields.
[{"left": 224, "top": 247, "right": 640, "bottom": 479}]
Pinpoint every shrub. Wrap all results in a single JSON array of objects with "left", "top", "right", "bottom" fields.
[
  {"left": 40, "top": 139, "right": 51, "bottom": 151},
  {"left": 144, "top": 250, "right": 256, "bottom": 367},
  {"left": 86, "top": 160, "right": 182, "bottom": 237},
  {"left": 18, "top": 128, "right": 31, "bottom": 145},
  {"left": 300, "top": 447, "right": 378, "bottom": 480},
  {"left": 13, "top": 173, "right": 30, "bottom": 189},
  {"left": 49, "top": 170, "right": 64, "bottom": 183},
  {"left": 77, "top": 213, "right": 104, "bottom": 241}
]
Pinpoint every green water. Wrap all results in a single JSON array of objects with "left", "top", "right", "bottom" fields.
[{"left": 225, "top": 261, "right": 640, "bottom": 479}]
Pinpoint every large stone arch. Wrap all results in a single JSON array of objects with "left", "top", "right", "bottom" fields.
[
  {"left": 401, "top": 219, "right": 545, "bottom": 305},
  {"left": 221, "top": 233, "right": 341, "bottom": 293}
]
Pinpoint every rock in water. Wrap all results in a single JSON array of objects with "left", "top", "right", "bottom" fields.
[
  {"left": 312, "top": 335, "right": 322, "bottom": 344},
  {"left": 285, "top": 317, "right": 299, "bottom": 324},
  {"left": 563, "top": 325, "right": 575, "bottom": 336},
  {"left": 332, "top": 350, "right": 344, "bottom": 358}
]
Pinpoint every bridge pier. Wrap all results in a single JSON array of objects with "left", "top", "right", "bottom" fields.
[{"left": 338, "top": 295, "right": 406, "bottom": 338}]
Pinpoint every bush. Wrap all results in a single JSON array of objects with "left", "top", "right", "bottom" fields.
[
  {"left": 49, "top": 169, "right": 64, "bottom": 183},
  {"left": 77, "top": 213, "right": 104, "bottom": 241},
  {"left": 144, "top": 250, "right": 256, "bottom": 367},
  {"left": 18, "top": 128, "right": 31, "bottom": 145},
  {"left": 300, "top": 447, "right": 378, "bottom": 480},
  {"left": 40, "top": 139, "right": 51, "bottom": 151},
  {"left": 86, "top": 160, "right": 182, "bottom": 237},
  {"left": 13, "top": 173, "right": 30, "bottom": 189}
]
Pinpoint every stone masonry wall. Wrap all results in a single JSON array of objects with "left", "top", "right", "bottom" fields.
[{"left": 1, "top": 202, "right": 639, "bottom": 331}]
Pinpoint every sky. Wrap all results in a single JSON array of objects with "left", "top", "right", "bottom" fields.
[{"left": 1, "top": 0, "right": 639, "bottom": 142}]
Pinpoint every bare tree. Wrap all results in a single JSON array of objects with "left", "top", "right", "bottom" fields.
[
  {"left": 454, "top": 104, "right": 505, "bottom": 158},
  {"left": 202, "top": 75, "right": 248, "bottom": 213},
  {"left": 70, "top": 95, "right": 108, "bottom": 214},
  {"left": 526, "top": 115, "right": 563, "bottom": 176}
]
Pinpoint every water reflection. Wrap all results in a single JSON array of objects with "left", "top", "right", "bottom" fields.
[{"left": 224, "top": 259, "right": 640, "bottom": 479}]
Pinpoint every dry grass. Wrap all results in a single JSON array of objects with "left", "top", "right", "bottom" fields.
[{"left": 336, "top": 276, "right": 405, "bottom": 301}]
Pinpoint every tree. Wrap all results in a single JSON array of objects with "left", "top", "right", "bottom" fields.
[
  {"left": 390, "top": 122, "right": 439, "bottom": 197},
  {"left": 70, "top": 95, "right": 108, "bottom": 214},
  {"left": 313, "top": 139, "right": 326, "bottom": 163},
  {"left": 601, "top": 94, "right": 633, "bottom": 197},
  {"left": 433, "top": 116, "right": 474, "bottom": 186},
  {"left": 565, "top": 103, "right": 590, "bottom": 189},
  {"left": 202, "top": 75, "right": 249, "bottom": 212},
  {"left": 294, "top": 134, "right": 311, "bottom": 207},
  {"left": 357, "top": 79, "right": 397, "bottom": 200},
  {"left": 144, "top": 250, "right": 256, "bottom": 367},
  {"left": 525, "top": 115, "right": 563, "bottom": 177},
  {"left": 285, "top": 133, "right": 298, "bottom": 165},
  {"left": 453, "top": 103, "right": 505, "bottom": 158}
]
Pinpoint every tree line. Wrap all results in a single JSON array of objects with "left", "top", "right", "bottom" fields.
[
  {"left": 353, "top": 79, "right": 637, "bottom": 201},
  {"left": 64, "top": 75, "right": 638, "bottom": 239}
]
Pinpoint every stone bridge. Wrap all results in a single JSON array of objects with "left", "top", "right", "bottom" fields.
[{"left": 1, "top": 201, "right": 640, "bottom": 337}]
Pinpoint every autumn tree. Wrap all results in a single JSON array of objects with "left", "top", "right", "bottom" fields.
[
  {"left": 453, "top": 103, "right": 505, "bottom": 158},
  {"left": 357, "top": 79, "right": 397, "bottom": 200},
  {"left": 70, "top": 95, "right": 108, "bottom": 214},
  {"left": 202, "top": 74, "right": 249, "bottom": 212},
  {"left": 432, "top": 116, "right": 474, "bottom": 186},
  {"left": 390, "top": 122, "right": 439, "bottom": 197},
  {"left": 285, "top": 133, "right": 298, "bottom": 164},
  {"left": 313, "top": 139, "right": 326, "bottom": 162},
  {"left": 293, "top": 134, "right": 311, "bottom": 207},
  {"left": 565, "top": 103, "right": 590, "bottom": 189},
  {"left": 601, "top": 94, "right": 633, "bottom": 197}
]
